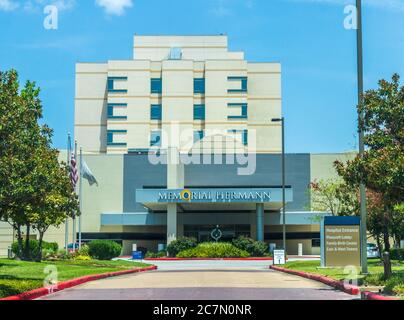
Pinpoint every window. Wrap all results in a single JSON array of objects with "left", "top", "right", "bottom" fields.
[
  {"left": 312, "top": 239, "right": 321, "bottom": 248},
  {"left": 242, "top": 130, "right": 248, "bottom": 146},
  {"left": 194, "top": 130, "right": 204, "bottom": 143},
  {"left": 107, "top": 77, "right": 128, "bottom": 93},
  {"left": 151, "top": 78, "right": 162, "bottom": 94},
  {"left": 228, "top": 103, "right": 248, "bottom": 119},
  {"left": 228, "top": 129, "right": 248, "bottom": 146},
  {"left": 193, "top": 104, "right": 205, "bottom": 120},
  {"left": 228, "top": 76, "right": 247, "bottom": 93},
  {"left": 107, "top": 103, "right": 127, "bottom": 119},
  {"left": 194, "top": 78, "right": 205, "bottom": 94},
  {"left": 169, "top": 47, "right": 182, "bottom": 60},
  {"left": 150, "top": 130, "right": 162, "bottom": 147},
  {"left": 151, "top": 104, "right": 162, "bottom": 120},
  {"left": 107, "top": 130, "right": 127, "bottom": 146}
]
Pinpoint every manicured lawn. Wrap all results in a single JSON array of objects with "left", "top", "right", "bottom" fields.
[
  {"left": 283, "top": 259, "right": 404, "bottom": 296},
  {"left": 0, "top": 259, "right": 151, "bottom": 298}
]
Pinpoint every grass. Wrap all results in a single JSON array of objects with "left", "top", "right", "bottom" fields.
[
  {"left": 283, "top": 259, "right": 404, "bottom": 296},
  {"left": 0, "top": 258, "right": 151, "bottom": 298}
]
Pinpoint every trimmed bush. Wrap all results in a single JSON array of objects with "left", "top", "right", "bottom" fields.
[
  {"left": 145, "top": 251, "right": 167, "bottom": 258},
  {"left": 88, "top": 240, "right": 122, "bottom": 260},
  {"left": 167, "top": 237, "right": 197, "bottom": 257},
  {"left": 177, "top": 242, "right": 250, "bottom": 258},
  {"left": 232, "top": 236, "right": 268, "bottom": 257},
  {"left": 384, "top": 274, "right": 404, "bottom": 295},
  {"left": 390, "top": 248, "right": 404, "bottom": 261},
  {"left": 11, "top": 240, "right": 59, "bottom": 259}
]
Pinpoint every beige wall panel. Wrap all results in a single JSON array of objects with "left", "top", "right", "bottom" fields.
[
  {"left": 79, "top": 155, "right": 124, "bottom": 232},
  {"left": 248, "top": 100, "right": 281, "bottom": 121},
  {"left": 76, "top": 72, "right": 107, "bottom": 99},
  {"left": 125, "top": 97, "right": 151, "bottom": 122},
  {"left": 310, "top": 153, "right": 357, "bottom": 181},
  {"left": 75, "top": 99, "right": 107, "bottom": 125},
  {"left": 126, "top": 124, "right": 151, "bottom": 149},
  {"left": 75, "top": 126, "right": 107, "bottom": 153},
  {"left": 248, "top": 73, "right": 281, "bottom": 98}
]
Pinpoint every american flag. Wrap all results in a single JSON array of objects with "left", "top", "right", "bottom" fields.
[{"left": 70, "top": 152, "right": 79, "bottom": 189}]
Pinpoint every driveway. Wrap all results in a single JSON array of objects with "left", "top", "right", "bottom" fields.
[{"left": 39, "top": 260, "right": 356, "bottom": 300}]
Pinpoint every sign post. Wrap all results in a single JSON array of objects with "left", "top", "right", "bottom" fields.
[
  {"left": 273, "top": 249, "right": 286, "bottom": 265},
  {"left": 322, "top": 216, "right": 361, "bottom": 267}
]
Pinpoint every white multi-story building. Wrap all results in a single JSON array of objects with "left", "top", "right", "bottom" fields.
[{"left": 75, "top": 35, "right": 282, "bottom": 155}]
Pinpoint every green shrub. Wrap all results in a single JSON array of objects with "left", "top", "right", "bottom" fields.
[
  {"left": 77, "top": 244, "right": 90, "bottom": 257},
  {"left": 167, "top": 237, "right": 197, "bottom": 257},
  {"left": 390, "top": 248, "right": 404, "bottom": 261},
  {"left": 74, "top": 255, "right": 91, "bottom": 261},
  {"left": 11, "top": 240, "right": 59, "bottom": 259},
  {"left": 392, "top": 284, "right": 404, "bottom": 296},
  {"left": 145, "top": 251, "right": 167, "bottom": 258},
  {"left": 384, "top": 273, "right": 404, "bottom": 295},
  {"left": 364, "top": 273, "right": 386, "bottom": 286},
  {"left": 232, "top": 236, "right": 268, "bottom": 257},
  {"left": 177, "top": 242, "right": 250, "bottom": 258},
  {"left": 88, "top": 240, "right": 122, "bottom": 260}
]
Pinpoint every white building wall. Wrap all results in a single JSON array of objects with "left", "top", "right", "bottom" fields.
[{"left": 75, "top": 35, "right": 282, "bottom": 155}]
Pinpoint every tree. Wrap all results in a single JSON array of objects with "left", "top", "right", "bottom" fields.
[
  {"left": 30, "top": 146, "right": 79, "bottom": 261},
  {"left": 0, "top": 69, "right": 79, "bottom": 261},
  {"left": 335, "top": 74, "right": 404, "bottom": 276},
  {"left": 309, "top": 178, "right": 358, "bottom": 216}
]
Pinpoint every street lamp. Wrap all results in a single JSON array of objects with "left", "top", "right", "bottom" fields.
[
  {"left": 272, "top": 117, "right": 286, "bottom": 255},
  {"left": 356, "top": 0, "right": 368, "bottom": 274}
]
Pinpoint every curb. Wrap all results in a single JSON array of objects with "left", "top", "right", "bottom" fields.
[
  {"left": 144, "top": 257, "right": 274, "bottom": 261},
  {"left": 361, "top": 291, "right": 400, "bottom": 301},
  {"left": 270, "top": 265, "right": 360, "bottom": 295},
  {"left": 0, "top": 265, "right": 157, "bottom": 301}
]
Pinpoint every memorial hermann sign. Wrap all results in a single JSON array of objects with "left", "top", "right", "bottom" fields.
[
  {"left": 135, "top": 188, "right": 293, "bottom": 204},
  {"left": 159, "top": 189, "right": 271, "bottom": 202}
]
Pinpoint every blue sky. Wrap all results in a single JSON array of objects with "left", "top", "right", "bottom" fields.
[{"left": 0, "top": 0, "right": 403, "bottom": 153}]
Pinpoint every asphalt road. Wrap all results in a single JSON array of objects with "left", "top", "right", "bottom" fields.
[{"left": 39, "top": 260, "right": 356, "bottom": 300}]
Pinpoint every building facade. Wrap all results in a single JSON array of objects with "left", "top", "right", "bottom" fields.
[
  {"left": 0, "top": 36, "right": 356, "bottom": 257},
  {"left": 75, "top": 35, "right": 282, "bottom": 155}
]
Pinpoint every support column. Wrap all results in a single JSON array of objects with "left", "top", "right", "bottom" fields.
[
  {"left": 167, "top": 203, "right": 177, "bottom": 245},
  {"left": 256, "top": 203, "right": 264, "bottom": 242},
  {"left": 166, "top": 147, "right": 184, "bottom": 245}
]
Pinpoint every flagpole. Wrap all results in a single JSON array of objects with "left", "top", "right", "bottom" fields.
[
  {"left": 78, "top": 147, "right": 83, "bottom": 250},
  {"left": 73, "top": 140, "right": 78, "bottom": 251},
  {"left": 65, "top": 133, "right": 71, "bottom": 254}
]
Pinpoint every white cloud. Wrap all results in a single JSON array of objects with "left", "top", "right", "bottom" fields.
[
  {"left": 0, "top": 0, "right": 75, "bottom": 12},
  {"left": 0, "top": 0, "right": 19, "bottom": 11},
  {"left": 95, "top": 0, "right": 133, "bottom": 15},
  {"left": 287, "top": 0, "right": 404, "bottom": 11},
  {"left": 210, "top": 0, "right": 254, "bottom": 17}
]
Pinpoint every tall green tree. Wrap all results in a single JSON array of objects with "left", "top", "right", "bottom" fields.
[
  {"left": 0, "top": 69, "right": 79, "bottom": 261},
  {"left": 335, "top": 74, "right": 404, "bottom": 276},
  {"left": 309, "top": 178, "right": 358, "bottom": 216}
]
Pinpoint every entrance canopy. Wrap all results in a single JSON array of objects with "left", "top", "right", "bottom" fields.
[{"left": 136, "top": 187, "right": 293, "bottom": 212}]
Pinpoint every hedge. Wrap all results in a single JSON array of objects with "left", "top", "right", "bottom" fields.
[
  {"left": 232, "top": 236, "right": 268, "bottom": 257},
  {"left": 167, "top": 237, "right": 197, "bottom": 257},
  {"left": 11, "top": 240, "right": 59, "bottom": 259},
  {"left": 177, "top": 242, "right": 250, "bottom": 258},
  {"left": 88, "top": 240, "right": 122, "bottom": 260},
  {"left": 389, "top": 248, "right": 404, "bottom": 261}
]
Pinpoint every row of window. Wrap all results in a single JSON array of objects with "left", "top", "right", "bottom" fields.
[
  {"left": 107, "top": 130, "right": 248, "bottom": 147},
  {"left": 108, "top": 77, "right": 247, "bottom": 95},
  {"left": 108, "top": 103, "right": 248, "bottom": 121}
]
